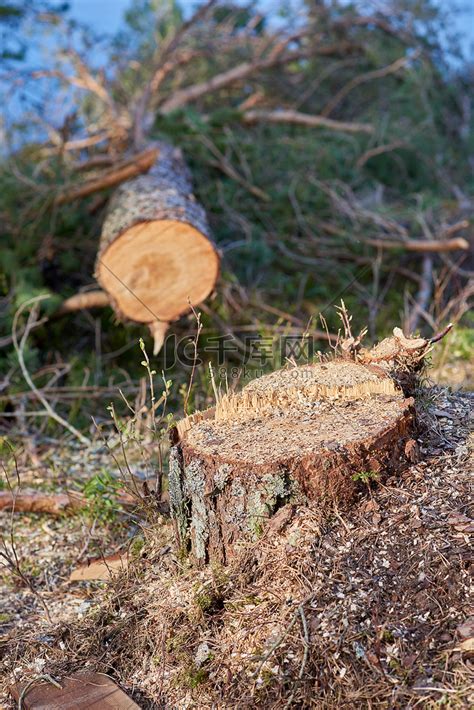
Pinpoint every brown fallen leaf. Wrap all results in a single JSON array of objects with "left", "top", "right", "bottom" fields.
[
  {"left": 447, "top": 512, "right": 474, "bottom": 534},
  {"left": 265, "top": 504, "right": 297, "bottom": 535},
  {"left": 457, "top": 617, "right": 474, "bottom": 640},
  {"left": 10, "top": 670, "right": 140, "bottom": 709},
  {"left": 404, "top": 438, "right": 420, "bottom": 463},
  {"left": 454, "top": 637, "right": 474, "bottom": 655},
  {"left": 361, "top": 499, "right": 380, "bottom": 513},
  {"left": 69, "top": 552, "right": 128, "bottom": 582}
]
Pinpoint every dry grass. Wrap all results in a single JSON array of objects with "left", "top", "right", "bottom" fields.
[{"left": 1, "top": 387, "right": 473, "bottom": 709}]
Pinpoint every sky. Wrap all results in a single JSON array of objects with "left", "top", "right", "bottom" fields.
[
  {"left": 68, "top": 0, "right": 129, "bottom": 34},
  {"left": 65, "top": 0, "right": 474, "bottom": 58}
]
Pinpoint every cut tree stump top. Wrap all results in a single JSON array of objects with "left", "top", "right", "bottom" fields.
[{"left": 185, "top": 394, "right": 409, "bottom": 467}]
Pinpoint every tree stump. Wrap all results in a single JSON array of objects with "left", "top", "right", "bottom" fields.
[
  {"left": 169, "top": 360, "right": 416, "bottom": 565},
  {"left": 95, "top": 141, "right": 219, "bottom": 352}
]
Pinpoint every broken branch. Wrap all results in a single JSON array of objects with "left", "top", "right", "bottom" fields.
[
  {"left": 56, "top": 290, "right": 111, "bottom": 315},
  {"left": 0, "top": 490, "right": 135, "bottom": 515},
  {"left": 55, "top": 147, "right": 159, "bottom": 205},
  {"left": 243, "top": 109, "right": 374, "bottom": 134},
  {"left": 365, "top": 237, "right": 469, "bottom": 253}
]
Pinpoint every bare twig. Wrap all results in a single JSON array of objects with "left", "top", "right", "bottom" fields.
[
  {"left": 429, "top": 323, "right": 453, "bottom": 344},
  {"left": 407, "top": 254, "right": 433, "bottom": 333},
  {"left": 133, "top": 50, "right": 199, "bottom": 148},
  {"left": 321, "top": 52, "right": 420, "bottom": 117},
  {"left": 12, "top": 297, "right": 91, "bottom": 445},
  {"left": 198, "top": 133, "right": 270, "bottom": 200},
  {"left": 159, "top": 28, "right": 343, "bottom": 114},
  {"left": 356, "top": 141, "right": 406, "bottom": 168},
  {"left": 284, "top": 603, "right": 310, "bottom": 709},
  {"left": 183, "top": 307, "right": 203, "bottom": 416}
]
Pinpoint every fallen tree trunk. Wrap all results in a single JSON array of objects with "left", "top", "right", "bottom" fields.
[
  {"left": 94, "top": 141, "right": 220, "bottom": 353},
  {"left": 169, "top": 358, "right": 416, "bottom": 565}
]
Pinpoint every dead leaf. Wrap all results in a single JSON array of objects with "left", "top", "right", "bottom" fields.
[
  {"left": 69, "top": 553, "right": 128, "bottom": 582},
  {"left": 11, "top": 671, "right": 140, "bottom": 709},
  {"left": 457, "top": 617, "right": 474, "bottom": 640},
  {"left": 361, "top": 499, "right": 380, "bottom": 513},
  {"left": 265, "top": 504, "right": 297, "bottom": 535},
  {"left": 404, "top": 438, "right": 420, "bottom": 463},
  {"left": 454, "top": 637, "right": 474, "bottom": 654},
  {"left": 447, "top": 512, "right": 474, "bottom": 534}
]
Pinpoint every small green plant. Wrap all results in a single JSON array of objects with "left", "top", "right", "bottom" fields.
[
  {"left": 352, "top": 470, "right": 380, "bottom": 485},
  {"left": 352, "top": 470, "right": 380, "bottom": 500},
  {"left": 81, "top": 469, "right": 123, "bottom": 524}
]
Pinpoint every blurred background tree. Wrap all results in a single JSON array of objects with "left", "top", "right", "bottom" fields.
[{"left": 0, "top": 0, "right": 472, "bottom": 436}]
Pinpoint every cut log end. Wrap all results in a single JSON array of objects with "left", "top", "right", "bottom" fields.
[
  {"left": 97, "top": 220, "right": 219, "bottom": 323},
  {"left": 95, "top": 141, "right": 220, "bottom": 328},
  {"left": 169, "top": 360, "right": 416, "bottom": 565}
]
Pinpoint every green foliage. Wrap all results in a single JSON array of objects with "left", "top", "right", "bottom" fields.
[
  {"left": 448, "top": 328, "right": 474, "bottom": 361},
  {"left": 81, "top": 470, "right": 123, "bottom": 523}
]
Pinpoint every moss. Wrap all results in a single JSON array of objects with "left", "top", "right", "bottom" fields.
[
  {"left": 193, "top": 568, "right": 229, "bottom": 615},
  {"left": 130, "top": 535, "right": 145, "bottom": 557},
  {"left": 225, "top": 595, "right": 262, "bottom": 611},
  {"left": 183, "top": 666, "right": 209, "bottom": 689},
  {"left": 194, "top": 588, "right": 215, "bottom": 613}
]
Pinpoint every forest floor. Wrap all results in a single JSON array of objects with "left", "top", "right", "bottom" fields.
[{"left": 0, "top": 379, "right": 473, "bottom": 709}]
